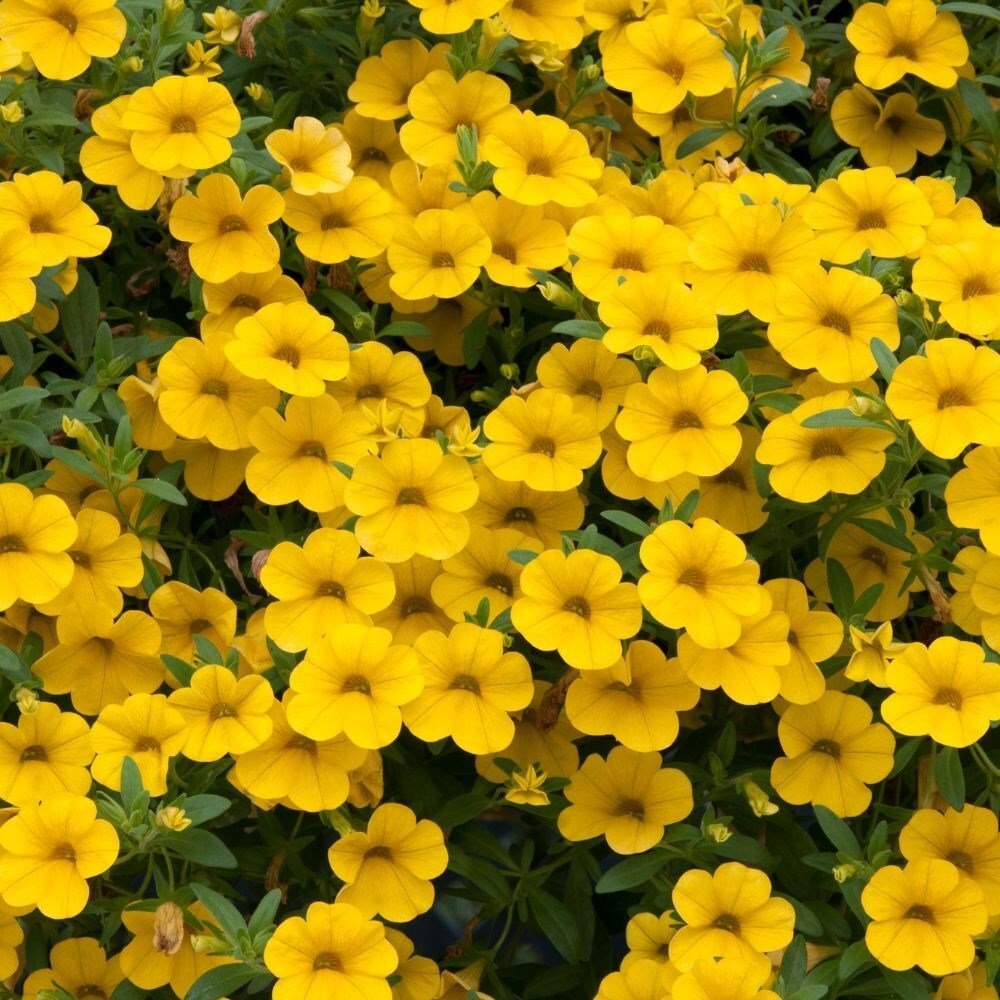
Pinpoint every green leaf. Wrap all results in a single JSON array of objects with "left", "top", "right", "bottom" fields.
[
  {"left": 870, "top": 337, "right": 899, "bottom": 380},
  {"left": 851, "top": 518, "right": 916, "bottom": 554},
  {"left": 801, "top": 409, "right": 882, "bottom": 430},
  {"left": 0, "top": 646, "right": 32, "bottom": 685},
  {"left": 378, "top": 320, "right": 432, "bottom": 339},
  {"left": 881, "top": 968, "right": 931, "bottom": 1000},
  {"left": 838, "top": 940, "right": 873, "bottom": 981},
  {"left": 59, "top": 266, "right": 100, "bottom": 361},
  {"left": 743, "top": 80, "right": 813, "bottom": 116},
  {"left": 779, "top": 935, "right": 808, "bottom": 993},
  {"left": 826, "top": 558, "right": 855, "bottom": 618},
  {"left": 813, "top": 805, "right": 861, "bottom": 857},
  {"left": 551, "top": 320, "right": 604, "bottom": 339},
  {"left": 133, "top": 477, "right": 188, "bottom": 506},
  {"left": 163, "top": 829, "right": 238, "bottom": 869},
  {"left": 675, "top": 126, "right": 732, "bottom": 161},
  {"left": 940, "top": 2, "right": 1000, "bottom": 21},
  {"left": 508, "top": 549, "right": 539, "bottom": 565},
  {"left": 595, "top": 851, "right": 667, "bottom": 893},
  {"left": 433, "top": 793, "right": 492, "bottom": 828},
  {"left": 162, "top": 653, "right": 195, "bottom": 687},
  {"left": 933, "top": 747, "right": 966, "bottom": 811},
  {"left": 191, "top": 883, "right": 247, "bottom": 940},
  {"left": 179, "top": 794, "right": 231, "bottom": 826},
  {"left": 247, "top": 889, "right": 282, "bottom": 939},
  {"left": 185, "top": 964, "right": 261, "bottom": 1000},
  {"left": 526, "top": 887, "right": 585, "bottom": 963},
  {"left": 0, "top": 386, "right": 48, "bottom": 412},
  {"left": 957, "top": 77, "right": 1000, "bottom": 146},
  {"left": 119, "top": 756, "right": 146, "bottom": 814},
  {"left": 889, "top": 737, "right": 923, "bottom": 779},
  {"left": 601, "top": 510, "right": 652, "bottom": 537}
]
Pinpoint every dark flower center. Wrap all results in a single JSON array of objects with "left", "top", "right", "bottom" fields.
[{"left": 563, "top": 596, "right": 591, "bottom": 618}]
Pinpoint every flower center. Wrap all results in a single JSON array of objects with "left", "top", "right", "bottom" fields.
[
  {"left": 449, "top": 674, "right": 482, "bottom": 694},
  {"left": 961, "top": 276, "right": 991, "bottom": 300},
  {"left": 525, "top": 156, "right": 552, "bottom": 175},
  {"left": 189, "top": 618, "right": 212, "bottom": 633},
  {"left": 937, "top": 388, "right": 969, "bottom": 410},
  {"left": 342, "top": 674, "right": 373, "bottom": 695},
  {"left": 209, "top": 703, "right": 237, "bottom": 719},
  {"left": 810, "top": 434, "right": 846, "bottom": 459},
  {"left": 485, "top": 572, "right": 513, "bottom": 595},
  {"left": 612, "top": 251, "right": 644, "bottom": 271},
  {"left": 316, "top": 581, "right": 346, "bottom": 598},
  {"left": 0, "top": 535, "right": 25, "bottom": 554},
  {"left": 296, "top": 440, "right": 328, "bottom": 460},
  {"left": 50, "top": 843, "right": 77, "bottom": 862},
  {"left": 288, "top": 157, "right": 311, "bottom": 172},
  {"left": 662, "top": 59, "right": 685, "bottom": 82},
  {"left": 431, "top": 252, "right": 455, "bottom": 268},
  {"left": 364, "top": 844, "right": 393, "bottom": 859},
  {"left": 811, "top": 739, "right": 841, "bottom": 759},
  {"left": 821, "top": 312, "right": 852, "bottom": 335},
  {"left": 355, "top": 383, "right": 383, "bottom": 400},
  {"left": 933, "top": 687, "right": 963, "bottom": 710},
  {"left": 135, "top": 736, "right": 161, "bottom": 751},
  {"left": 713, "top": 914, "right": 741, "bottom": 933},
  {"left": 672, "top": 410, "right": 703, "bottom": 430},
  {"left": 642, "top": 320, "right": 671, "bottom": 340},
  {"left": 616, "top": 797, "right": 645, "bottom": 819},
  {"left": 52, "top": 8, "right": 78, "bottom": 31},
  {"left": 677, "top": 567, "right": 706, "bottom": 590},
  {"left": 313, "top": 951, "right": 344, "bottom": 971},
  {"left": 860, "top": 546, "right": 888, "bottom": 571},
  {"left": 402, "top": 595, "right": 432, "bottom": 615},
  {"left": 70, "top": 549, "right": 92, "bottom": 567},
  {"left": 887, "top": 41, "right": 918, "bottom": 59},
  {"left": 563, "top": 596, "right": 591, "bottom": 618},
  {"left": 219, "top": 215, "right": 248, "bottom": 234},
  {"left": 947, "top": 850, "right": 973, "bottom": 872},
  {"left": 531, "top": 436, "right": 557, "bottom": 457},
  {"left": 740, "top": 253, "right": 771, "bottom": 273},
  {"left": 288, "top": 734, "right": 318, "bottom": 754},
  {"left": 20, "top": 744, "right": 48, "bottom": 762},
  {"left": 28, "top": 214, "right": 53, "bottom": 234},
  {"left": 577, "top": 379, "right": 603, "bottom": 400},
  {"left": 231, "top": 294, "right": 261, "bottom": 309},
  {"left": 320, "top": 213, "right": 346, "bottom": 231},
  {"left": 883, "top": 116, "right": 905, "bottom": 134},
  {"left": 397, "top": 487, "right": 427, "bottom": 506},
  {"left": 904, "top": 905, "right": 934, "bottom": 922},
  {"left": 856, "top": 210, "right": 887, "bottom": 231},
  {"left": 171, "top": 115, "right": 197, "bottom": 134},
  {"left": 713, "top": 467, "right": 745, "bottom": 488},
  {"left": 493, "top": 242, "right": 517, "bottom": 262},
  {"left": 201, "top": 379, "right": 229, "bottom": 399},
  {"left": 78, "top": 988, "right": 108, "bottom": 999},
  {"left": 274, "top": 344, "right": 300, "bottom": 367},
  {"left": 505, "top": 506, "right": 536, "bottom": 523},
  {"left": 360, "top": 146, "right": 389, "bottom": 163}
]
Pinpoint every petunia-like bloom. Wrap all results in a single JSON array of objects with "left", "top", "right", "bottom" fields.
[
  {"left": 259, "top": 528, "right": 395, "bottom": 652},
  {"left": 287, "top": 623, "right": 424, "bottom": 748},
  {"left": 558, "top": 746, "right": 693, "bottom": 854},
  {"left": 0, "top": 0, "right": 125, "bottom": 80},
  {"left": 669, "top": 863, "right": 796, "bottom": 977},
  {"left": 403, "top": 622, "right": 534, "bottom": 753},
  {"left": 168, "top": 665, "right": 275, "bottom": 761},
  {"left": 757, "top": 390, "right": 895, "bottom": 503},
  {"left": 862, "top": 859, "right": 987, "bottom": 975},
  {"left": 264, "top": 901, "right": 398, "bottom": 1000},
  {"left": 638, "top": 518, "right": 764, "bottom": 649},
  {"left": 602, "top": 14, "right": 732, "bottom": 114},
  {"left": 617, "top": 363, "right": 747, "bottom": 482},
  {"left": 225, "top": 301, "right": 350, "bottom": 397},
  {"left": 345, "top": 438, "right": 479, "bottom": 563},
  {"left": 265, "top": 116, "right": 353, "bottom": 195},
  {"left": 0, "top": 226, "right": 41, "bottom": 322},
  {"left": 347, "top": 38, "right": 451, "bottom": 120},
  {"left": 596, "top": 959, "right": 678, "bottom": 1000},
  {"left": 246, "top": 395, "right": 376, "bottom": 514},
  {"left": 0, "top": 482, "right": 76, "bottom": 611},
  {"left": 120, "top": 75, "right": 241, "bottom": 172},
  {"left": 512, "top": 547, "right": 642, "bottom": 671},
  {"left": 328, "top": 803, "right": 448, "bottom": 922},
  {"left": 886, "top": 338, "right": 1000, "bottom": 459},
  {"left": 946, "top": 445, "right": 1000, "bottom": 556},
  {"left": 830, "top": 85, "right": 945, "bottom": 175},
  {"left": 771, "top": 690, "right": 896, "bottom": 817},
  {"left": 565, "top": 640, "right": 700, "bottom": 752},
  {"left": 147, "top": 581, "right": 236, "bottom": 660},
  {"left": 672, "top": 957, "right": 781, "bottom": 1000},
  {"left": 846, "top": 0, "right": 968, "bottom": 90},
  {"left": 169, "top": 173, "right": 284, "bottom": 283},
  {"left": 766, "top": 265, "right": 900, "bottom": 383},
  {"left": 0, "top": 793, "right": 118, "bottom": 918},
  {"left": 0, "top": 171, "right": 111, "bottom": 266},
  {"left": 23, "top": 938, "right": 124, "bottom": 1000},
  {"left": 882, "top": 636, "right": 1000, "bottom": 748},
  {"left": 803, "top": 167, "right": 934, "bottom": 264},
  {"left": 200, "top": 266, "right": 305, "bottom": 340}
]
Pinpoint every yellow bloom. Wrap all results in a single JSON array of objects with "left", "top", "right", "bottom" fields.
[
  {"left": 265, "top": 116, "right": 353, "bottom": 195},
  {"left": 845, "top": 621, "right": 908, "bottom": 686},
  {"left": 863, "top": 859, "right": 987, "bottom": 975},
  {"left": 505, "top": 764, "right": 549, "bottom": 807},
  {"left": 597, "top": 958, "right": 678, "bottom": 1000},
  {"left": 264, "top": 901, "right": 398, "bottom": 1000},
  {"left": 403, "top": 622, "right": 533, "bottom": 753},
  {"left": 183, "top": 39, "right": 222, "bottom": 77},
  {"left": 0, "top": 794, "right": 117, "bottom": 918},
  {"left": 23, "top": 938, "right": 123, "bottom": 1000},
  {"left": 202, "top": 5, "right": 241, "bottom": 44},
  {"left": 345, "top": 437, "right": 478, "bottom": 562},
  {"left": 672, "top": 957, "right": 781, "bottom": 1000},
  {"left": 558, "top": 745, "right": 693, "bottom": 854},
  {"left": 287, "top": 623, "right": 423, "bottom": 748},
  {"left": 373, "top": 556, "right": 452, "bottom": 643},
  {"left": 155, "top": 806, "right": 191, "bottom": 831},
  {"left": 0, "top": 0, "right": 125, "bottom": 80},
  {"left": 347, "top": 38, "right": 451, "bottom": 121},
  {"left": 886, "top": 338, "right": 1000, "bottom": 459},
  {"left": 168, "top": 664, "right": 275, "bottom": 761},
  {"left": 847, "top": 0, "right": 968, "bottom": 90},
  {"left": 169, "top": 173, "right": 284, "bottom": 282},
  {"left": 200, "top": 266, "right": 305, "bottom": 340},
  {"left": 882, "top": 636, "right": 1000, "bottom": 748},
  {"left": 669, "top": 863, "right": 795, "bottom": 976},
  {"left": 0, "top": 226, "right": 41, "bottom": 321},
  {"left": 946, "top": 446, "right": 1000, "bottom": 556},
  {"left": 328, "top": 803, "right": 448, "bottom": 922}
]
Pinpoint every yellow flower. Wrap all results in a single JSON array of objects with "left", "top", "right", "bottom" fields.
[
  {"left": 0, "top": 482, "right": 76, "bottom": 611},
  {"left": 265, "top": 116, "right": 353, "bottom": 195},
  {"left": 482, "top": 109, "right": 602, "bottom": 207},
  {"left": 260, "top": 528, "right": 394, "bottom": 652},
  {"left": 120, "top": 75, "right": 240, "bottom": 172},
  {"left": 0, "top": 171, "right": 111, "bottom": 266},
  {"left": 200, "top": 266, "right": 305, "bottom": 339},
  {"left": 831, "top": 85, "right": 945, "bottom": 174},
  {"left": 347, "top": 38, "right": 450, "bottom": 121},
  {"left": 505, "top": 764, "right": 549, "bottom": 807},
  {"left": 169, "top": 173, "right": 284, "bottom": 282},
  {"left": 341, "top": 109, "right": 406, "bottom": 184},
  {"left": 512, "top": 547, "right": 642, "bottom": 671},
  {"left": 0, "top": 794, "right": 117, "bottom": 918},
  {"left": 0, "top": 0, "right": 125, "bottom": 80},
  {"left": 247, "top": 395, "right": 375, "bottom": 514},
  {"left": 483, "top": 389, "right": 603, "bottom": 492},
  {"left": 882, "top": 636, "right": 1000, "bottom": 748},
  {"left": 617, "top": 363, "right": 747, "bottom": 481},
  {"left": 558, "top": 745, "right": 693, "bottom": 854},
  {"left": 345, "top": 438, "right": 479, "bottom": 562},
  {"left": 638, "top": 518, "right": 764, "bottom": 649},
  {"left": 231, "top": 698, "right": 368, "bottom": 812},
  {"left": 287, "top": 623, "right": 424, "bottom": 748},
  {"left": 168, "top": 664, "right": 275, "bottom": 761},
  {"left": 403, "top": 622, "right": 533, "bottom": 753},
  {"left": 757, "top": 390, "right": 895, "bottom": 503},
  {"left": 602, "top": 14, "right": 731, "bottom": 114},
  {"left": 596, "top": 959, "right": 678, "bottom": 1000},
  {"left": 672, "top": 957, "right": 781, "bottom": 1000},
  {"left": 803, "top": 167, "right": 933, "bottom": 264},
  {"left": 202, "top": 5, "right": 241, "bottom": 44},
  {"left": 886, "top": 338, "right": 1000, "bottom": 459},
  {"left": 0, "top": 700, "right": 92, "bottom": 806},
  {"left": 847, "top": 0, "right": 968, "bottom": 90},
  {"left": 264, "top": 901, "right": 398, "bottom": 1000},
  {"left": 154, "top": 806, "right": 191, "bottom": 831},
  {"left": 669, "top": 863, "right": 795, "bottom": 976},
  {"left": 946, "top": 446, "right": 1000, "bottom": 556},
  {"left": 157, "top": 335, "right": 278, "bottom": 450},
  {"left": 0, "top": 226, "right": 41, "bottom": 321},
  {"left": 863, "top": 859, "right": 987, "bottom": 975},
  {"left": 845, "top": 621, "right": 908, "bottom": 686},
  {"left": 387, "top": 208, "right": 490, "bottom": 300},
  {"left": 148, "top": 581, "right": 236, "bottom": 660},
  {"left": 183, "top": 39, "right": 222, "bottom": 77},
  {"left": 0, "top": 100, "right": 22, "bottom": 123},
  {"left": 373, "top": 556, "right": 452, "bottom": 643},
  {"left": 23, "top": 938, "right": 123, "bottom": 1000},
  {"left": 328, "top": 803, "right": 448, "bottom": 922},
  {"left": 90, "top": 693, "right": 187, "bottom": 796},
  {"left": 566, "top": 640, "right": 699, "bottom": 751}
]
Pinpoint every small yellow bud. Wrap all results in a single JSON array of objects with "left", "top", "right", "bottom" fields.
[
  {"left": 707, "top": 822, "right": 732, "bottom": 843},
  {"left": 202, "top": 5, "right": 242, "bottom": 45},
  {"left": 505, "top": 764, "right": 549, "bottom": 807},
  {"left": 447, "top": 421, "right": 484, "bottom": 459},
  {"left": 328, "top": 808, "right": 358, "bottom": 838},
  {"left": 162, "top": 0, "right": 185, "bottom": 21},
  {"left": 478, "top": 15, "right": 508, "bottom": 59},
  {"left": 189, "top": 933, "right": 228, "bottom": 955},
  {"left": 120, "top": 55, "right": 143, "bottom": 74},
  {"left": 499, "top": 363, "right": 520, "bottom": 381},
  {"left": 14, "top": 688, "right": 39, "bottom": 715},
  {"left": 0, "top": 101, "right": 23, "bottom": 124},
  {"left": 579, "top": 62, "right": 601, "bottom": 83},
  {"left": 245, "top": 82, "right": 265, "bottom": 102},
  {"left": 632, "top": 345, "right": 659, "bottom": 366},
  {"left": 155, "top": 806, "right": 191, "bottom": 832},
  {"left": 832, "top": 863, "right": 858, "bottom": 884},
  {"left": 537, "top": 281, "right": 577, "bottom": 311},
  {"left": 61, "top": 416, "right": 103, "bottom": 458},
  {"left": 743, "top": 780, "right": 779, "bottom": 818}
]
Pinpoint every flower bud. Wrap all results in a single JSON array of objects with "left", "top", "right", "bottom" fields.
[
  {"left": 0, "top": 101, "right": 23, "bottom": 123},
  {"left": 14, "top": 687, "right": 39, "bottom": 715},
  {"left": 743, "top": 780, "right": 778, "bottom": 817},
  {"left": 832, "top": 863, "right": 858, "bottom": 884},
  {"left": 121, "top": 55, "right": 143, "bottom": 74},
  {"left": 61, "top": 416, "right": 104, "bottom": 459},
  {"left": 162, "top": 0, "right": 184, "bottom": 23},
  {"left": 189, "top": 933, "right": 228, "bottom": 954},
  {"left": 537, "top": 281, "right": 577, "bottom": 311},
  {"left": 707, "top": 822, "right": 732, "bottom": 843},
  {"left": 155, "top": 806, "right": 191, "bottom": 832}
]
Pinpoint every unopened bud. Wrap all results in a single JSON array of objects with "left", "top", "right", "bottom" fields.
[
  {"left": 155, "top": 806, "right": 191, "bottom": 832},
  {"left": 359, "top": 0, "right": 384, "bottom": 33},
  {"left": 579, "top": 61, "right": 601, "bottom": 83},
  {"left": 162, "top": 0, "right": 184, "bottom": 22},
  {"left": 61, "top": 416, "right": 104, "bottom": 459},
  {"left": 499, "top": 363, "right": 520, "bottom": 381},
  {"left": 14, "top": 687, "right": 38, "bottom": 714},
  {"left": 189, "top": 933, "right": 227, "bottom": 954},
  {"left": 743, "top": 780, "right": 778, "bottom": 817},
  {"left": 121, "top": 55, "right": 143, "bottom": 74},
  {"left": 707, "top": 822, "right": 732, "bottom": 843},
  {"left": 0, "top": 101, "right": 23, "bottom": 123},
  {"left": 537, "top": 281, "right": 577, "bottom": 311},
  {"left": 833, "top": 863, "right": 858, "bottom": 884}
]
